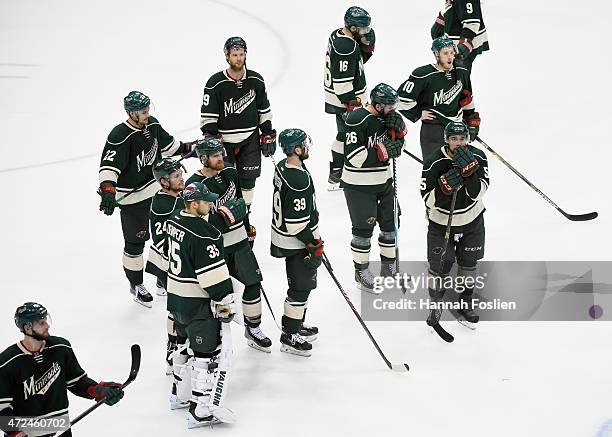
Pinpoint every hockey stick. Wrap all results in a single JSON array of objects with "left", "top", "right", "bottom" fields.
[
  {"left": 402, "top": 149, "right": 423, "bottom": 165},
  {"left": 260, "top": 284, "right": 281, "bottom": 330},
  {"left": 113, "top": 149, "right": 197, "bottom": 204},
  {"left": 322, "top": 253, "right": 409, "bottom": 372},
  {"left": 59, "top": 344, "right": 141, "bottom": 436},
  {"left": 427, "top": 191, "right": 457, "bottom": 343},
  {"left": 391, "top": 158, "right": 408, "bottom": 294},
  {"left": 475, "top": 136, "right": 597, "bottom": 221}
]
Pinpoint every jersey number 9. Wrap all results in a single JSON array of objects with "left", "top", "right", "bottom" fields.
[
  {"left": 273, "top": 191, "right": 282, "bottom": 228},
  {"left": 203, "top": 94, "right": 210, "bottom": 106}
]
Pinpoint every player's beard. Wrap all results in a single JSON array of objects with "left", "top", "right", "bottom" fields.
[
  {"left": 170, "top": 180, "right": 185, "bottom": 193},
  {"left": 229, "top": 59, "right": 245, "bottom": 72},
  {"left": 30, "top": 328, "right": 49, "bottom": 341},
  {"left": 210, "top": 160, "right": 225, "bottom": 170},
  {"left": 299, "top": 149, "right": 309, "bottom": 161}
]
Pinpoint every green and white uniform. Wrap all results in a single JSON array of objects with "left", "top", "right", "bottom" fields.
[
  {"left": 145, "top": 191, "right": 184, "bottom": 285},
  {"left": 340, "top": 108, "right": 395, "bottom": 267},
  {"left": 398, "top": 64, "right": 474, "bottom": 161},
  {"left": 421, "top": 145, "right": 489, "bottom": 273},
  {"left": 99, "top": 116, "right": 184, "bottom": 206},
  {"left": 186, "top": 167, "right": 264, "bottom": 327},
  {"left": 165, "top": 210, "right": 233, "bottom": 353},
  {"left": 440, "top": 0, "right": 489, "bottom": 56},
  {"left": 0, "top": 337, "right": 97, "bottom": 437},
  {"left": 271, "top": 158, "right": 319, "bottom": 334}
]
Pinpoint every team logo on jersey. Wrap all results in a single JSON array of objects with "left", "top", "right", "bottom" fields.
[
  {"left": 195, "top": 336, "right": 203, "bottom": 345},
  {"left": 136, "top": 229, "right": 148, "bottom": 239},
  {"left": 212, "top": 181, "right": 237, "bottom": 212},
  {"left": 433, "top": 81, "right": 463, "bottom": 107},
  {"left": 223, "top": 89, "right": 256, "bottom": 117},
  {"left": 432, "top": 246, "right": 443, "bottom": 255},
  {"left": 23, "top": 361, "right": 61, "bottom": 400},
  {"left": 366, "top": 216, "right": 376, "bottom": 225},
  {"left": 367, "top": 132, "right": 388, "bottom": 149},
  {"left": 137, "top": 137, "right": 159, "bottom": 172}
]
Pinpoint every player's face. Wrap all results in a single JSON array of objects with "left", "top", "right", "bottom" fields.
[
  {"left": 131, "top": 107, "right": 150, "bottom": 126},
  {"left": 207, "top": 151, "right": 225, "bottom": 170},
  {"left": 196, "top": 200, "right": 213, "bottom": 216},
  {"left": 167, "top": 169, "right": 185, "bottom": 192},
  {"left": 227, "top": 48, "right": 246, "bottom": 70},
  {"left": 448, "top": 135, "right": 468, "bottom": 151},
  {"left": 377, "top": 102, "right": 398, "bottom": 117},
  {"left": 436, "top": 47, "right": 456, "bottom": 70},
  {"left": 28, "top": 317, "right": 50, "bottom": 339}
]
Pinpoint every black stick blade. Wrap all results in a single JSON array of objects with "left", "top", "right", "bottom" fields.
[
  {"left": 432, "top": 324, "right": 454, "bottom": 343},
  {"left": 563, "top": 211, "right": 598, "bottom": 221},
  {"left": 125, "top": 344, "right": 141, "bottom": 385}
]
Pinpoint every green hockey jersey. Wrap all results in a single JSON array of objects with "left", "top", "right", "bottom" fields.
[
  {"left": 145, "top": 191, "right": 184, "bottom": 279},
  {"left": 340, "top": 108, "right": 392, "bottom": 193},
  {"left": 0, "top": 336, "right": 96, "bottom": 437},
  {"left": 324, "top": 29, "right": 368, "bottom": 114},
  {"left": 398, "top": 64, "right": 473, "bottom": 126},
  {"left": 185, "top": 166, "right": 248, "bottom": 255},
  {"left": 200, "top": 69, "right": 273, "bottom": 145},
  {"left": 421, "top": 145, "right": 489, "bottom": 231},
  {"left": 165, "top": 210, "right": 232, "bottom": 314},
  {"left": 98, "top": 116, "right": 185, "bottom": 205},
  {"left": 440, "top": 0, "right": 489, "bottom": 54},
  {"left": 271, "top": 159, "right": 320, "bottom": 258}
]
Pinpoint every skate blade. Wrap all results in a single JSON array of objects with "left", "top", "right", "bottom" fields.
[
  {"left": 133, "top": 296, "right": 152, "bottom": 308},
  {"left": 280, "top": 344, "right": 312, "bottom": 357},
  {"left": 246, "top": 339, "right": 272, "bottom": 353},
  {"left": 327, "top": 183, "right": 343, "bottom": 191}
]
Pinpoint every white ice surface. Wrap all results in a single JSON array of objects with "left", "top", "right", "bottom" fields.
[{"left": 1, "top": 1, "right": 611, "bottom": 436}]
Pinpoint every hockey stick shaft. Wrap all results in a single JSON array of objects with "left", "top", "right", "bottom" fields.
[
  {"left": 59, "top": 345, "right": 141, "bottom": 435},
  {"left": 322, "top": 254, "right": 408, "bottom": 372},
  {"left": 402, "top": 149, "right": 423, "bottom": 165},
  {"left": 391, "top": 159, "right": 406, "bottom": 294},
  {"left": 475, "top": 136, "right": 597, "bottom": 221},
  {"left": 260, "top": 284, "right": 281, "bottom": 330}
]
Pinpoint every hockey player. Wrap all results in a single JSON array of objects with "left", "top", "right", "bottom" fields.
[
  {"left": 430, "top": 0, "right": 489, "bottom": 73},
  {"left": 324, "top": 6, "right": 376, "bottom": 190},
  {"left": 398, "top": 37, "right": 481, "bottom": 162},
  {"left": 200, "top": 36, "right": 276, "bottom": 211},
  {"left": 271, "top": 128, "right": 323, "bottom": 356},
  {"left": 186, "top": 137, "right": 272, "bottom": 352},
  {"left": 421, "top": 121, "right": 489, "bottom": 328},
  {"left": 165, "top": 182, "right": 236, "bottom": 427},
  {"left": 341, "top": 83, "right": 406, "bottom": 293},
  {"left": 144, "top": 158, "right": 186, "bottom": 374},
  {"left": 98, "top": 91, "right": 194, "bottom": 307},
  {"left": 0, "top": 303, "right": 124, "bottom": 437}
]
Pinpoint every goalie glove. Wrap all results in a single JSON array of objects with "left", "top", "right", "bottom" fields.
[
  {"left": 217, "top": 198, "right": 247, "bottom": 226},
  {"left": 211, "top": 293, "right": 236, "bottom": 322}
]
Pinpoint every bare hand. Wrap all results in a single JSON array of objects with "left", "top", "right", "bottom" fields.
[{"left": 421, "top": 110, "right": 436, "bottom": 121}]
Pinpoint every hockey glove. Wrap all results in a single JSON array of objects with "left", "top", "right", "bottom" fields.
[
  {"left": 359, "top": 28, "right": 376, "bottom": 54},
  {"left": 97, "top": 182, "right": 117, "bottom": 216},
  {"left": 383, "top": 138, "right": 404, "bottom": 159},
  {"left": 343, "top": 97, "right": 362, "bottom": 113},
  {"left": 304, "top": 239, "right": 324, "bottom": 269},
  {"left": 247, "top": 224, "right": 256, "bottom": 248},
  {"left": 457, "top": 38, "right": 473, "bottom": 60},
  {"left": 453, "top": 146, "right": 480, "bottom": 177},
  {"left": 374, "top": 143, "right": 389, "bottom": 162},
  {"left": 260, "top": 129, "right": 277, "bottom": 157},
  {"left": 430, "top": 13, "right": 445, "bottom": 39},
  {"left": 464, "top": 112, "right": 481, "bottom": 141},
  {"left": 87, "top": 381, "right": 124, "bottom": 406},
  {"left": 211, "top": 293, "right": 236, "bottom": 322},
  {"left": 459, "top": 89, "right": 473, "bottom": 108},
  {"left": 218, "top": 198, "right": 247, "bottom": 226},
  {"left": 384, "top": 111, "right": 407, "bottom": 140},
  {"left": 439, "top": 168, "right": 463, "bottom": 195}
]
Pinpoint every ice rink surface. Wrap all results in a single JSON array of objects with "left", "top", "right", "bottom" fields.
[{"left": 1, "top": 0, "right": 611, "bottom": 435}]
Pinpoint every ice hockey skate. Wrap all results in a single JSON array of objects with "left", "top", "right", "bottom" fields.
[
  {"left": 280, "top": 332, "right": 312, "bottom": 357},
  {"left": 244, "top": 325, "right": 272, "bottom": 353},
  {"left": 129, "top": 283, "right": 153, "bottom": 308}
]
